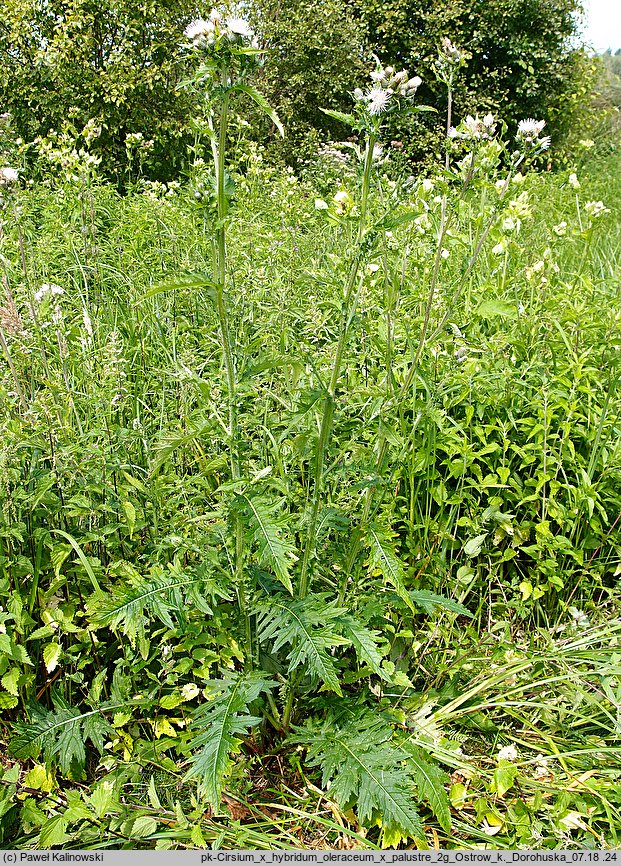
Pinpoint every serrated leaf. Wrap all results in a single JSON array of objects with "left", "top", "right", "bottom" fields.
[
  {"left": 184, "top": 672, "right": 274, "bottom": 806},
  {"left": 234, "top": 84, "right": 284, "bottom": 136},
  {"left": 234, "top": 493, "right": 297, "bottom": 594},
  {"left": 256, "top": 595, "right": 349, "bottom": 694},
  {"left": 367, "top": 525, "right": 417, "bottom": 614},
  {"left": 320, "top": 107, "right": 356, "bottom": 127},
  {"left": 405, "top": 746, "right": 451, "bottom": 831},
  {"left": 43, "top": 642, "right": 61, "bottom": 673},
  {"left": 336, "top": 614, "right": 386, "bottom": 677},
  {"left": 39, "top": 815, "right": 70, "bottom": 847},
  {"left": 1, "top": 667, "right": 20, "bottom": 696},
  {"left": 0, "top": 691, "right": 18, "bottom": 709},
  {"left": 130, "top": 816, "right": 158, "bottom": 838},
  {"left": 291, "top": 708, "right": 425, "bottom": 843}
]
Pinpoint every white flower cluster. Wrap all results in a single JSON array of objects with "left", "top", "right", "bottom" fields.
[
  {"left": 584, "top": 200, "right": 610, "bottom": 219},
  {"left": 184, "top": 10, "right": 256, "bottom": 48},
  {"left": 448, "top": 113, "right": 496, "bottom": 142},
  {"left": 353, "top": 64, "right": 421, "bottom": 117},
  {"left": 34, "top": 283, "right": 64, "bottom": 304},
  {"left": 516, "top": 118, "right": 551, "bottom": 151},
  {"left": 0, "top": 166, "right": 18, "bottom": 186}
]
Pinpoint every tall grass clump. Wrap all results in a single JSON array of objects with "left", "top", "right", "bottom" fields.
[{"left": 0, "top": 17, "right": 620, "bottom": 850}]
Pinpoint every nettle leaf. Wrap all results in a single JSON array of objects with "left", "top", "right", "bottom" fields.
[
  {"left": 292, "top": 707, "right": 442, "bottom": 844},
  {"left": 366, "top": 524, "right": 417, "bottom": 614},
  {"left": 256, "top": 595, "right": 350, "bottom": 694},
  {"left": 184, "top": 672, "right": 275, "bottom": 806},
  {"left": 233, "top": 493, "right": 297, "bottom": 594}
]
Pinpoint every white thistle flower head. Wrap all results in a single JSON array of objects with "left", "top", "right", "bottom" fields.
[
  {"left": 184, "top": 18, "right": 215, "bottom": 43},
  {"left": 516, "top": 118, "right": 550, "bottom": 150},
  {"left": 353, "top": 88, "right": 364, "bottom": 101},
  {"left": 584, "top": 200, "right": 610, "bottom": 219},
  {"left": 366, "top": 87, "right": 392, "bottom": 115},
  {"left": 226, "top": 17, "right": 254, "bottom": 39},
  {"left": 453, "top": 114, "right": 496, "bottom": 141},
  {"left": 441, "top": 36, "right": 462, "bottom": 63},
  {"left": 209, "top": 8, "right": 223, "bottom": 25},
  {"left": 0, "top": 166, "right": 18, "bottom": 185}
]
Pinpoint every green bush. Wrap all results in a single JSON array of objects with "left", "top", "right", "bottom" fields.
[{"left": 0, "top": 0, "right": 208, "bottom": 183}]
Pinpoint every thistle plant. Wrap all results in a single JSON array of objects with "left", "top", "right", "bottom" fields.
[{"left": 299, "top": 59, "right": 426, "bottom": 599}]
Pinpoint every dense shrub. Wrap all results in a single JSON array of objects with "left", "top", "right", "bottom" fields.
[{"left": 0, "top": 0, "right": 208, "bottom": 183}]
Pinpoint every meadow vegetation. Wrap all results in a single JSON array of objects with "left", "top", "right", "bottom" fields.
[{"left": 0, "top": 12, "right": 620, "bottom": 852}]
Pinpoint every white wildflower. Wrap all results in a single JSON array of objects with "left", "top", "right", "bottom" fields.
[
  {"left": 226, "top": 17, "right": 253, "bottom": 39},
  {"left": 585, "top": 200, "right": 610, "bottom": 219},
  {"left": 181, "top": 683, "right": 200, "bottom": 700},
  {"left": 497, "top": 743, "right": 519, "bottom": 762},
  {"left": 366, "top": 87, "right": 392, "bottom": 115},
  {"left": 184, "top": 18, "right": 213, "bottom": 42},
  {"left": 441, "top": 248, "right": 450, "bottom": 259},
  {"left": 568, "top": 172, "right": 580, "bottom": 190},
  {"left": 569, "top": 606, "right": 590, "bottom": 628},
  {"left": 579, "top": 139, "right": 594, "bottom": 149},
  {"left": 0, "top": 167, "right": 18, "bottom": 185},
  {"left": 492, "top": 241, "right": 507, "bottom": 256},
  {"left": 516, "top": 118, "right": 551, "bottom": 150},
  {"left": 34, "top": 283, "right": 64, "bottom": 304},
  {"left": 552, "top": 221, "right": 567, "bottom": 236},
  {"left": 162, "top": 645, "right": 173, "bottom": 659},
  {"left": 451, "top": 113, "right": 496, "bottom": 141},
  {"left": 82, "top": 307, "right": 94, "bottom": 338},
  {"left": 209, "top": 8, "right": 222, "bottom": 25}
]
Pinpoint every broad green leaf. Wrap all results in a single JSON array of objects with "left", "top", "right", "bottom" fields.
[
  {"left": 39, "top": 815, "right": 70, "bottom": 847},
  {"left": 130, "top": 816, "right": 158, "bottom": 838},
  {"left": 464, "top": 533, "right": 487, "bottom": 557},
  {"left": 476, "top": 300, "right": 517, "bottom": 319},
  {"left": 43, "top": 642, "right": 61, "bottom": 673}
]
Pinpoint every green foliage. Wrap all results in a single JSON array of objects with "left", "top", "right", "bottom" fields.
[
  {"left": 292, "top": 707, "right": 450, "bottom": 844},
  {"left": 184, "top": 672, "right": 275, "bottom": 806},
  {"left": 0, "top": 0, "right": 207, "bottom": 181},
  {"left": 250, "top": 0, "right": 368, "bottom": 163},
  {"left": 0, "top": 36, "right": 620, "bottom": 849}
]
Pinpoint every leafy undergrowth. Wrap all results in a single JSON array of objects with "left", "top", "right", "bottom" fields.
[{"left": 1, "top": 76, "right": 621, "bottom": 848}]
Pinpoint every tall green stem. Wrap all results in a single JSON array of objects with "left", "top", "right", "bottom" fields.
[
  {"left": 211, "top": 87, "right": 252, "bottom": 668},
  {"left": 298, "top": 132, "right": 376, "bottom": 600}
]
